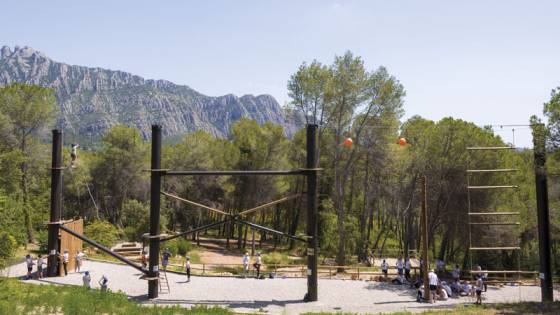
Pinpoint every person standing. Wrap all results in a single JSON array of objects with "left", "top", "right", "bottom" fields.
[
  {"left": 253, "top": 253, "right": 262, "bottom": 278},
  {"left": 475, "top": 276, "right": 484, "bottom": 304},
  {"left": 36, "top": 255, "right": 45, "bottom": 279},
  {"left": 396, "top": 257, "right": 404, "bottom": 278},
  {"left": 62, "top": 250, "right": 69, "bottom": 276},
  {"left": 428, "top": 269, "right": 439, "bottom": 304},
  {"left": 404, "top": 257, "right": 412, "bottom": 281},
  {"left": 452, "top": 264, "right": 461, "bottom": 282},
  {"left": 99, "top": 275, "right": 108, "bottom": 292},
  {"left": 83, "top": 271, "right": 91, "bottom": 288},
  {"left": 161, "top": 248, "right": 171, "bottom": 271},
  {"left": 70, "top": 143, "right": 79, "bottom": 168},
  {"left": 381, "top": 259, "right": 389, "bottom": 278},
  {"left": 25, "top": 254, "right": 35, "bottom": 280},
  {"left": 75, "top": 250, "right": 85, "bottom": 272},
  {"left": 185, "top": 256, "right": 191, "bottom": 282},
  {"left": 242, "top": 252, "right": 250, "bottom": 278}
]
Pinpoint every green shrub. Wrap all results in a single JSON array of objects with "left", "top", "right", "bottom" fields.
[
  {"left": 163, "top": 238, "right": 192, "bottom": 257},
  {"left": 0, "top": 231, "right": 17, "bottom": 260},
  {"left": 84, "top": 220, "right": 120, "bottom": 248},
  {"left": 36, "top": 229, "right": 48, "bottom": 252}
]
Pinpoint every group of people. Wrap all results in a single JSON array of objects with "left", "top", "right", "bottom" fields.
[
  {"left": 412, "top": 263, "right": 485, "bottom": 305},
  {"left": 242, "top": 252, "right": 263, "bottom": 278},
  {"left": 380, "top": 257, "right": 413, "bottom": 284},
  {"left": 24, "top": 249, "right": 86, "bottom": 280}
]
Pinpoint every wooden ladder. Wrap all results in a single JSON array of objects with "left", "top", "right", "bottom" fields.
[{"left": 159, "top": 270, "right": 170, "bottom": 294}]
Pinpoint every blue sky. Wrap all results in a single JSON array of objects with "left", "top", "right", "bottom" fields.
[{"left": 2, "top": 1, "right": 559, "bottom": 146}]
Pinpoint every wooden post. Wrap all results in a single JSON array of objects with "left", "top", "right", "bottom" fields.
[{"left": 421, "top": 176, "right": 430, "bottom": 301}]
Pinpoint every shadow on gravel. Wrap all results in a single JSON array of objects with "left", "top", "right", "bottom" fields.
[{"left": 132, "top": 295, "right": 305, "bottom": 310}]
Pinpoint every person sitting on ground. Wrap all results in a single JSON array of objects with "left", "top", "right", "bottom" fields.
[
  {"left": 36, "top": 255, "right": 45, "bottom": 279},
  {"left": 161, "top": 248, "right": 172, "bottom": 271},
  {"left": 441, "top": 281, "right": 453, "bottom": 298},
  {"left": 396, "top": 257, "right": 404, "bottom": 278},
  {"left": 99, "top": 275, "right": 108, "bottom": 292},
  {"left": 25, "top": 254, "right": 35, "bottom": 280},
  {"left": 452, "top": 264, "right": 461, "bottom": 282},
  {"left": 450, "top": 279, "right": 462, "bottom": 297},
  {"left": 404, "top": 257, "right": 412, "bottom": 281},
  {"left": 475, "top": 276, "right": 484, "bottom": 304},
  {"left": 461, "top": 280, "right": 473, "bottom": 297},
  {"left": 391, "top": 274, "right": 405, "bottom": 285},
  {"left": 417, "top": 284, "right": 425, "bottom": 302},
  {"left": 428, "top": 269, "right": 439, "bottom": 304},
  {"left": 242, "top": 252, "right": 250, "bottom": 278},
  {"left": 253, "top": 252, "right": 262, "bottom": 278},
  {"left": 411, "top": 276, "right": 423, "bottom": 289},
  {"left": 185, "top": 256, "right": 191, "bottom": 282},
  {"left": 83, "top": 271, "right": 91, "bottom": 288},
  {"left": 381, "top": 259, "right": 389, "bottom": 278},
  {"left": 437, "top": 284, "right": 449, "bottom": 300}
]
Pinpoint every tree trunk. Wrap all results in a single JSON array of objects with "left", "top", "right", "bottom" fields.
[{"left": 21, "top": 134, "right": 34, "bottom": 243}]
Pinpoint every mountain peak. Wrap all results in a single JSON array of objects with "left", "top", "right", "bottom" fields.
[{"left": 0, "top": 45, "right": 301, "bottom": 140}]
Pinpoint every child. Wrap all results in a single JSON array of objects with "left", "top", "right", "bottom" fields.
[
  {"left": 253, "top": 253, "right": 262, "bottom": 278},
  {"left": 70, "top": 143, "right": 79, "bottom": 167},
  {"left": 99, "top": 275, "right": 108, "bottom": 292},
  {"left": 25, "top": 254, "right": 35, "bottom": 280},
  {"left": 381, "top": 259, "right": 389, "bottom": 278},
  {"left": 141, "top": 250, "right": 148, "bottom": 269},
  {"left": 185, "top": 256, "right": 191, "bottom": 282},
  {"left": 242, "top": 252, "right": 249, "bottom": 278},
  {"left": 36, "top": 255, "right": 45, "bottom": 279},
  {"left": 83, "top": 271, "right": 91, "bottom": 288},
  {"left": 475, "top": 277, "right": 483, "bottom": 304}
]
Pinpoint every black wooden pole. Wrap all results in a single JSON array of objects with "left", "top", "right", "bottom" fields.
[
  {"left": 305, "top": 124, "right": 318, "bottom": 301},
  {"left": 148, "top": 125, "right": 162, "bottom": 299},
  {"left": 47, "top": 129, "right": 62, "bottom": 277},
  {"left": 533, "top": 123, "right": 553, "bottom": 302}
]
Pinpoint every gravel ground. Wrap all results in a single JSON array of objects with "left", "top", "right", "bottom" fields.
[{"left": 4, "top": 260, "right": 558, "bottom": 314}]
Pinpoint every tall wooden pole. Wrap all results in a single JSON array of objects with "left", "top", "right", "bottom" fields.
[
  {"left": 305, "top": 124, "right": 319, "bottom": 301},
  {"left": 47, "top": 129, "right": 62, "bottom": 277},
  {"left": 533, "top": 123, "right": 553, "bottom": 302},
  {"left": 148, "top": 125, "right": 162, "bottom": 299},
  {"left": 421, "top": 176, "right": 430, "bottom": 301}
]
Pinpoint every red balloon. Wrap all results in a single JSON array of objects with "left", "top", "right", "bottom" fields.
[
  {"left": 343, "top": 138, "right": 354, "bottom": 148},
  {"left": 398, "top": 137, "right": 407, "bottom": 146}
]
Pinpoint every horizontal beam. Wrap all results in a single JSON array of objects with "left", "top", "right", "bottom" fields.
[
  {"left": 161, "top": 191, "right": 230, "bottom": 216},
  {"left": 469, "top": 222, "right": 520, "bottom": 225},
  {"left": 467, "top": 146, "right": 516, "bottom": 150},
  {"left": 165, "top": 170, "right": 306, "bottom": 176},
  {"left": 234, "top": 218, "right": 307, "bottom": 243},
  {"left": 470, "top": 246, "right": 521, "bottom": 250},
  {"left": 468, "top": 185, "right": 519, "bottom": 189},
  {"left": 238, "top": 194, "right": 301, "bottom": 216},
  {"left": 58, "top": 225, "right": 146, "bottom": 273},
  {"left": 467, "top": 169, "right": 518, "bottom": 173},
  {"left": 160, "top": 219, "right": 232, "bottom": 242},
  {"left": 469, "top": 212, "right": 520, "bottom": 216},
  {"left": 468, "top": 270, "right": 538, "bottom": 274}
]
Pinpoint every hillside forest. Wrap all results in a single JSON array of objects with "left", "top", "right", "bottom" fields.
[{"left": 1, "top": 51, "right": 560, "bottom": 275}]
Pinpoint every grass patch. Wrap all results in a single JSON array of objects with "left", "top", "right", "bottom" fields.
[{"left": 0, "top": 277, "right": 232, "bottom": 314}]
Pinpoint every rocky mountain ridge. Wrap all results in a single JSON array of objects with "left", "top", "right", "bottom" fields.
[{"left": 0, "top": 45, "right": 301, "bottom": 139}]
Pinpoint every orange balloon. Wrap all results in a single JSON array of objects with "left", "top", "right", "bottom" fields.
[
  {"left": 398, "top": 137, "right": 407, "bottom": 146},
  {"left": 343, "top": 137, "right": 354, "bottom": 148}
]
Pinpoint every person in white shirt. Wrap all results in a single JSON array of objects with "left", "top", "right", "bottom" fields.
[
  {"left": 70, "top": 143, "right": 79, "bottom": 167},
  {"left": 25, "top": 254, "right": 35, "bottom": 280},
  {"left": 75, "top": 250, "right": 85, "bottom": 272},
  {"left": 185, "top": 256, "right": 191, "bottom": 282},
  {"left": 62, "top": 249, "right": 69, "bottom": 276},
  {"left": 396, "top": 257, "right": 404, "bottom": 277},
  {"left": 36, "top": 255, "right": 45, "bottom": 279},
  {"left": 381, "top": 259, "right": 389, "bottom": 278},
  {"left": 99, "top": 275, "right": 108, "bottom": 292},
  {"left": 475, "top": 277, "right": 484, "bottom": 304},
  {"left": 437, "top": 285, "right": 448, "bottom": 300},
  {"left": 404, "top": 257, "right": 412, "bottom": 281},
  {"left": 83, "top": 271, "right": 91, "bottom": 288},
  {"left": 242, "top": 252, "right": 250, "bottom": 278},
  {"left": 428, "top": 269, "right": 439, "bottom": 304}
]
